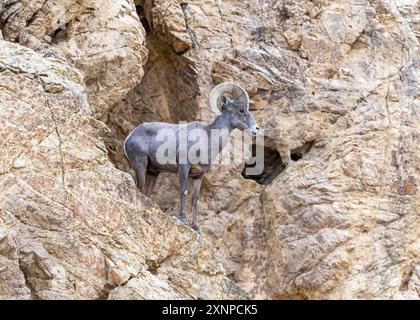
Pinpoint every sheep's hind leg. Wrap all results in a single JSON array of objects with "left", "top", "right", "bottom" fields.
[
  {"left": 133, "top": 155, "right": 148, "bottom": 194},
  {"left": 191, "top": 175, "right": 203, "bottom": 235},
  {"left": 144, "top": 172, "right": 159, "bottom": 197},
  {"left": 178, "top": 164, "right": 190, "bottom": 225}
]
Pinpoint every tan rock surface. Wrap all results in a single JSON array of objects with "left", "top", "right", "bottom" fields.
[
  {"left": 0, "top": 0, "right": 148, "bottom": 118},
  {"left": 106, "top": 0, "right": 419, "bottom": 299},
  {"left": 0, "top": 39, "right": 245, "bottom": 300},
  {"left": 1, "top": 0, "right": 419, "bottom": 300}
]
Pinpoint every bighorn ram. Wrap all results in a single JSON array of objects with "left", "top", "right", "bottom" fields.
[{"left": 124, "top": 82, "right": 260, "bottom": 232}]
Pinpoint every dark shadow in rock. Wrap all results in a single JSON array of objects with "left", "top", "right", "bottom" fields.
[
  {"left": 136, "top": 5, "right": 150, "bottom": 34},
  {"left": 242, "top": 143, "right": 285, "bottom": 185},
  {"left": 290, "top": 140, "right": 314, "bottom": 162},
  {"left": 242, "top": 139, "right": 315, "bottom": 185}
]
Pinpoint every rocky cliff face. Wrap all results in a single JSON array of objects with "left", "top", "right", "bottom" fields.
[
  {"left": 0, "top": 0, "right": 419, "bottom": 299},
  {"left": 0, "top": 0, "right": 245, "bottom": 300}
]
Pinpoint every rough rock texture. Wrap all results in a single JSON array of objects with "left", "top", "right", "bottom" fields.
[
  {"left": 0, "top": 0, "right": 148, "bottom": 118},
  {"left": 106, "top": 0, "right": 420, "bottom": 299},
  {"left": 0, "top": 23, "right": 244, "bottom": 300},
  {"left": 1, "top": 0, "right": 419, "bottom": 300}
]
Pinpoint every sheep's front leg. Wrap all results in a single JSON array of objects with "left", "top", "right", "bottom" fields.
[
  {"left": 178, "top": 164, "right": 190, "bottom": 225},
  {"left": 191, "top": 175, "right": 203, "bottom": 234}
]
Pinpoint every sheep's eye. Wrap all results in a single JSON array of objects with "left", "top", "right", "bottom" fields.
[{"left": 238, "top": 108, "right": 245, "bottom": 114}]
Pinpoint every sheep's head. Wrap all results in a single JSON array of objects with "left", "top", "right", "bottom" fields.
[{"left": 209, "top": 82, "right": 260, "bottom": 135}]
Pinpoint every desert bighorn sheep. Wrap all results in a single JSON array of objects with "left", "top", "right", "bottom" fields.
[{"left": 124, "top": 82, "right": 260, "bottom": 232}]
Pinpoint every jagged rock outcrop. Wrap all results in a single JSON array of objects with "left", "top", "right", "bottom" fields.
[
  {"left": 0, "top": 20, "right": 245, "bottom": 300},
  {"left": 0, "top": 0, "right": 148, "bottom": 118},
  {"left": 105, "top": 0, "right": 419, "bottom": 299}
]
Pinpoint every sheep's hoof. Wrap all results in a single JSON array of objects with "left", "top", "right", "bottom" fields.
[
  {"left": 178, "top": 216, "right": 189, "bottom": 225},
  {"left": 191, "top": 225, "right": 202, "bottom": 236}
]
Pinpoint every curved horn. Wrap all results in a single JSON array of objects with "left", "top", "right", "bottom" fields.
[{"left": 209, "top": 82, "right": 249, "bottom": 115}]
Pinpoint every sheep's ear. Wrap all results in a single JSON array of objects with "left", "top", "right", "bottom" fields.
[{"left": 221, "top": 96, "right": 228, "bottom": 111}]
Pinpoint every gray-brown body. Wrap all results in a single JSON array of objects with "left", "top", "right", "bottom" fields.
[{"left": 123, "top": 83, "right": 259, "bottom": 232}]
